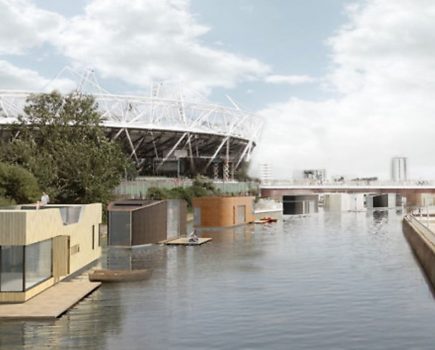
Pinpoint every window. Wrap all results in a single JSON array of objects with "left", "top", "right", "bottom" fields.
[
  {"left": 92, "top": 225, "right": 95, "bottom": 250},
  {"left": 24, "top": 240, "right": 52, "bottom": 290},
  {"left": 109, "top": 211, "right": 131, "bottom": 246},
  {"left": 98, "top": 224, "right": 101, "bottom": 247},
  {"left": 1, "top": 246, "right": 24, "bottom": 292}
]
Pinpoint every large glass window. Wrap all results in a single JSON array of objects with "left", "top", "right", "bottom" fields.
[
  {"left": 109, "top": 211, "right": 131, "bottom": 246},
  {"left": 1, "top": 246, "right": 24, "bottom": 292},
  {"left": 25, "top": 240, "right": 52, "bottom": 290}
]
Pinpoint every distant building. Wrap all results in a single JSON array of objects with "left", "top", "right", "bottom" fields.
[
  {"left": 260, "top": 163, "right": 272, "bottom": 185},
  {"left": 294, "top": 169, "right": 327, "bottom": 183},
  {"left": 0, "top": 204, "right": 102, "bottom": 303},
  {"left": 391, "top": 157, "right": 407, "bottom": 182}
]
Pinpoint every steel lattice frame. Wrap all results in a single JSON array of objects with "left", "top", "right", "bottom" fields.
[{"left": 0, "top": 68, "right": 263, "bottom": 177}]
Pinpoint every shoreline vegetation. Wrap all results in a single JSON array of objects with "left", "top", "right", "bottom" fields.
[{"left": 0, "top": 91, "right": 134, "bottom": 207}]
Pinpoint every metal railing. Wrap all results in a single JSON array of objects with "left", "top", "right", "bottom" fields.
[
  {"left": 406, "top": 213, "right": 435, "bottom": 248},
  {"left": 260, "top": 179, "right": 435, "bottom": 187}
]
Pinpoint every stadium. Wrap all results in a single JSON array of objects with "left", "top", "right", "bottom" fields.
[{"left": 0, "top": 68, "right": 263, "bottom": 179}]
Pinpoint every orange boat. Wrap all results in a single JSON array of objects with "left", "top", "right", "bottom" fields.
[{"left": 260, "top": 216, "right": 278, "bottom": 223}]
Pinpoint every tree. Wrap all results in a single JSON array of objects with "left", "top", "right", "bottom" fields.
[
  {"left": 0, "top": 162, "right": 40, "bottom": 205},
  {"left": 1, "top": 91, "right": 132, "bottom": 204}
]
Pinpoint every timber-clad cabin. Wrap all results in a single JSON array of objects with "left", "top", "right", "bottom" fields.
[
  {"left": 192, "top": 196, "right": 255, "bottom": 228},
  {"left": 0, "top": 203, "right": 102, "bottom": 303},
  {"left": 107, "top": 199, "right": 187, "bottom": 247}
]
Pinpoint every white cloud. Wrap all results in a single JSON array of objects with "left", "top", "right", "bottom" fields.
[
  {"left": 0, "top": 0, "right": 63, "bottom": 55},
  {"left": 0, "top": 60, "right": 74, "bottom": 91},
  {"left": 265, "top": 74, "right": 317, "bottom": 85},
  {"left": 253, "top": 0, "right": 435, "bottom": 180},
  {"left": 0, "top": 0, "right": 271, "bottom": 93},
  {"left": 54, "top": 0, "right": 270, "bottom": 90}
]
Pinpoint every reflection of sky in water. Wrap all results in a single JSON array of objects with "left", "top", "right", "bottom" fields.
[{"left": 2, "top": 211, "right": 435, "bottom": 350}]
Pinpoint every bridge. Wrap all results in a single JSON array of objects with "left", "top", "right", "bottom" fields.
[{"left": 260, "top": 181, "right": 435, "bottom": 206}]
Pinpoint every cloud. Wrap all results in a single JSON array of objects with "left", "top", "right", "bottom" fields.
[
  {"left": 54, "top": 0, "right": 270, "bottom": 90},
  {"left": 0, "top": 60, "right": 74, "bottom": 91},
  {"left": 0, "top": 0, "right": 270, "bottom": 92},
  {"left": 253, "top": 0, "right": 435, "bottom": 180},
  {"left": 0, "top": 0, "right": 63, "bottom": 55},
  {"left": 264, "top": 74, "right": 317, "bottom": 85}
]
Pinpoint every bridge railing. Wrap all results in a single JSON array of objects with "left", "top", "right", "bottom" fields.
[
  {"left": 406, "top": 212, "right": 435, "bottom": 248},
  {"left": 260, "top": 179, "right": 435, "bottom": 187}
]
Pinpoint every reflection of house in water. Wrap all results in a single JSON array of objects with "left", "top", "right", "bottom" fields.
[
  {"left": 192, "top": 196, "right": 255, "bottom": 228},
  {"left": 283, "top": 195, "right": 318, "bottom": 215},
  {"left": 0, "top": 281, "right": 124, "bottom": 349},
  {"left": 0, "top": 204, "right": 102, "bottom": 303},
  {"left": 107, "top": 199, "right": 187, "bottom": 247}
]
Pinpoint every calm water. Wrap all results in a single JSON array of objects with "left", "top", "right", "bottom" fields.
[{"left": 2, "top": 210, "right": 435, "bottom": 350}]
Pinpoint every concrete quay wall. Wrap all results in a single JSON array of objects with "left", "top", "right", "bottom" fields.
[{"left": 403, "top": 216, "right": 435, "bottom": 289}]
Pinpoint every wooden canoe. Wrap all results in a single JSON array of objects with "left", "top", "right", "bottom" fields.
[{"left": 89, "top": 269, "right": 152, "bottom": 282}]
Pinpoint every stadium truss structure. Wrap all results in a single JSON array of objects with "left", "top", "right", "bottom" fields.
[{"left": 0, "top": 67, "right": 263, "bottom": 179}]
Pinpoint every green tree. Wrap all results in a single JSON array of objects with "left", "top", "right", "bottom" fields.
[
  {"left": 1, "top": 91, "right": 132, "bottom": 204},
  {"left": 0, "top": 162, "right": 40, "bottom": 205}
]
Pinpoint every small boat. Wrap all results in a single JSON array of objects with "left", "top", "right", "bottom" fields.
[
  {"left": 260, "top": 216, "right": 277, "bottom": 223},
  {"left": 253, "top": 217, "right": 278, "bottom": 224},
  {"left": 89, "top": 269, "right": 152, "bottom": 282}
]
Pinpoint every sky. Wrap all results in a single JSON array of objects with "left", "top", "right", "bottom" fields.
[{"left": 1, "top": 0, "right": 435, "bottom": 180}]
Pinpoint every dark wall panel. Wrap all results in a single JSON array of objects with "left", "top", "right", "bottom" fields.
[{"left": 132, "top": 201, "right": 167, "bottom": 245}]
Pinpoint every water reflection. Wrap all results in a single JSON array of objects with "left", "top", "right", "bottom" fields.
[
  {"left": 0, "top": 285, "right": 123, "bottom": 350},
  {"left": 2, "top": 211, "right": 435, "bottom": 350}
]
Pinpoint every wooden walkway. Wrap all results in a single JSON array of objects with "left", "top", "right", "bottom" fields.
[
  {"left": 0, "top": 280, "right": 101, "bottom": 320},
  {"left": 165, "top": 237, "right": 212, "bottom": 246}
]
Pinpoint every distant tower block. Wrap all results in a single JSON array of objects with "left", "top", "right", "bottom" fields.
[
  {"left": 260, "top": 163, "right": 272, "bottom": 185},
  {"left": 391, "top": 157, "right": 407, "bottom": 182}
]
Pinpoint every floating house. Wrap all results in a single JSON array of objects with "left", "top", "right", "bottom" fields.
[
  {"left": 0, "top": 203, "right": 102, "bottom": 303},
  {"left": 283, "top": 195, "right": 318, "bottom": 215},
  {"left": 107, "top": 199, "right": 187, "bottom": 246},
  {"left": 192, "top": 196, "right": 255, "bottom": 228},
  {"left": 366, "top": 193, "right": 401, "bottom": 209},
  {"left": 323, "top": 193, "right": 366, "bottom": 212},
  {"left": 407, "top": 193, "right": 434, "bottom": 207}
]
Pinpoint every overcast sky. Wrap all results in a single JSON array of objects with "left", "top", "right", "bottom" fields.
[{"left": 1, "top": 0, "right": 434, "bottom": 180}]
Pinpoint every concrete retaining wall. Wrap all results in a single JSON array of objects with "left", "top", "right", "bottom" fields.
[{"left": 403, "top": 216, "right": 435, "bottom": 289}]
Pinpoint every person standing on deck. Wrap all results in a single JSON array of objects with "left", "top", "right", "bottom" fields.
[{"left": 37, "top": 192, "right": 50, "bottom": 209}]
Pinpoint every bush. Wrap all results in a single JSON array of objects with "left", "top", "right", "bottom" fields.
[
  {"left": 146, "top": 177, "right": 219, "bottom": 207},
  {"left": 0, "top": 162, "right": 40, "bottom": 204}
]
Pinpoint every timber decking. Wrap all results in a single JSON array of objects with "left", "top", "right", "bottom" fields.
[
  {"left": 165, "top": 237, "right": 212, "bottom": 246},
  {"left": 0, "top": 280, "right": 101, "bottom": 319}
]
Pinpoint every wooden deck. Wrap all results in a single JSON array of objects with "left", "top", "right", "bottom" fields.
[
  {"left": 0, "top": 280, "right": 101, "bottom": 320},
  {"left": 165, "top": 237, "right": 212, "bottom": 246}
]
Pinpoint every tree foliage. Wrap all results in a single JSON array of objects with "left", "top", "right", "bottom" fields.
[
  {"left": 146, "top": 176, "right": 219, "bottom": 207},
  {"left": 0, "top": 91, "right": 133, "bottom": 204},
  {"left": 0, "top": 162, "right": 40, "bottom": 205}
]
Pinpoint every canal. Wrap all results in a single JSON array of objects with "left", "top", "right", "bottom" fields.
[{"left": 1, "top": 210, "right": 435, "bottom": 349}]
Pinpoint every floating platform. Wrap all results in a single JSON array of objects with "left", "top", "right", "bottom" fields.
[
  {"left": 165, "top": 237, "right": 212, "bottom": 246},
  {"left": 89, "top": 269, "right": 152, "bottom": 282},
  {"left": 0, "top": 280, "right": 101, "bottom": 320}
]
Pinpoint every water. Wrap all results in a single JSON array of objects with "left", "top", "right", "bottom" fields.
[{"left": 2, "top": 210, "right": 435, "bottom": 350}]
